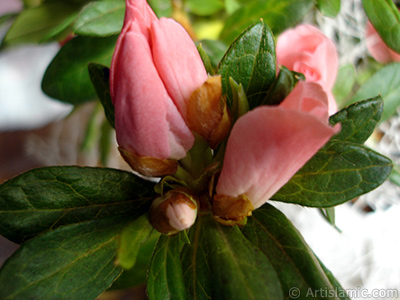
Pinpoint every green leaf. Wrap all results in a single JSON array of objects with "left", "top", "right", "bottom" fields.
[
  {"left": 74, "top": 1, "right": 125, "bottom": 36},
  {"left": 148, "top": 0, "right": 172, "bottom": 18},
  {"left": 0, "top": 218, "right": 126, "bottom": 300},
  {"left": 262, "top": 66, "right": 302, "bottom": 106},
  {"left": 329, "top": 97, "right": 383, "bottom": 144},
  {"left": 182, "top": 215, "right": 283, "bottom": 299},
  {"left": 117, "top": 214, "right": 153, "bottom": 270},
  {"left": 242, "top": 204, "right": 341, "bottom": 300},
  {"left": 110, "top": 230, "right": 160, "bottom": 290},
  {"left": 389, "top": 164, "right": 400, "bottom": 187},
  {"left": 220, "top": 0, "right": 314, "bottom": 45},
  {"left": 3, "top": 1, "right": 81, "bottom": 46},
  {"left": 196, "top": 39, "right": 227, "bottom": 68},
  {"left": 186, "top": 0, "right": 224, "bottom": 16},
  {"left": 316, "top": 0, "right": 341, "bottom": 17},
  {"left": 42, "top": 35, "right": 118, "bottom": 105},
  {"left": 88, "top": 63, "right": 115, "bottom": 128},
  {"left": 273, "top": 141, "right": 393, "bottom": 207},
  {"left": 0, "top": 166, "right": 154, "bottom": 243},
  {"left": 147, "top": 234, "right": 187, "bottom": 300},
  {"left": 217, "top": 20, "right": 276, "bottom": 109},
  {"left": 99, "top": 119, "right": 114, "bottom": 166},
  {"left": 332, "top": 64, "right": 355, "bottom": 108},
  {"left": 230, "top": 77, "right": 249, "bottom": 121},
  {"left": 197, "top": 43, "right": 215, "bottom": 75},
  {"left": 351, "top": 63, "right": 400, "bottom": 122},
  {"left": 362, "top": 0, "right": 400, "bottom": 53}
]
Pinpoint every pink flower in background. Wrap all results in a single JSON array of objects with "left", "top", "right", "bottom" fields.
[
  {"left": 214, "top": 82, "right": 340, "bottom": 216},
  {"left": 365, "top": 21, "right": 400, "bottom": 63},
  {"left": 0, "top": 0, "right": 22, "bottom": 16},
  {"left": 276, "top": 24, "right": 338, "bottom": 115},
  {"left": 110, "top": 0, "right": 207, "bottom": 168}
]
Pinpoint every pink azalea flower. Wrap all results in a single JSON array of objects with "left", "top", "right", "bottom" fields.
[
  {"left": 110, "top": 0, "right": 207, "bottom": 170},
  {"left": 214, "top": 82, "right": 340, "bottom": 220},
  {"left": 276, "top": 24, "right": 339, "bottom": 115},
  {"left": 365, "top": 21, "right": 400, "bottom": 63}
]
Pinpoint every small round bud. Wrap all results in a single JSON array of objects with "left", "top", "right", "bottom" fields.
[{"left": 149, "top": 188, "right": 198, "bottom": 235}]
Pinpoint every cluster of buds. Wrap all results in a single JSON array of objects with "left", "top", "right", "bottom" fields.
[{"left": 111, "top": 0, "right": 340, "bottom": 234}]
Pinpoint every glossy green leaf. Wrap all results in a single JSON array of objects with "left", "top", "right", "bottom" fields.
[
  {"left": 351, "top": 63, "right": 400, "bottom": 122},
  {"left": 148, "top": 0, "right": 172, "bottom": 18},
  {"left": 0, "top": 166, "right": 154, "bottom": 243},
  {"left": 316, "top": 0, "right": 341, "bottom": 17},
  {"left": 329, "top": 97, "right": 383, "bottom": 144},
  {"left": 273, "top": 141, "right": 393, "bottom": 207},
  {"left": 362, "top": 0, "right": 400, "bottom": 53},
  {"left": 3, "top": 2, "right": 81, "bottom": 46},
  {"left": 182, "top": 215, "right": 283, "bottom": 299},
  {"left": 332, "top": 64, "right": 355, "bottom": 108},
  {"left": 217, "top": 20, "right": 276, "bottom": 109},
  {"left": 186, "top": 0, "right": 224, "bottom": 16},
  {"left": 197, "top": 44, "right": 215, "bottom": 75},
  {"left": 88, "top": 63, "right": 115, "bottom": 128},
  {"left": 0, "top": 218, "right": 126, "bottom": 300},
  {"left": 147, "top": 234, "right": 187, "bottom": 300},
  {"left": 220, "top": 0, "right": 314, "bottom": 45},
  {"left": 262, "top": 66, "right": 303, "bottom": 106},
  {"left": 117, "top": 214, "right": 153, "bottom": 270},
  {"left": 110, "top": 230, "right": 159, "bottom": 290},
  {"left": 74, "top": 1, "right": 125, "bottom": 36},
  {"left": 242, "top": 204, "right": 341, "bottom": 300},
  {"left": 42, "top": 35, "right": 118, "bottom": 105}
]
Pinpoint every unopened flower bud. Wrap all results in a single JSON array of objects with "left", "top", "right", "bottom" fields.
[
  {"left": 187, "top": 75, "right": 231, "bottom": 149},
  {"left": 149, "top": 188, "right": 198, "bottom": 235}
]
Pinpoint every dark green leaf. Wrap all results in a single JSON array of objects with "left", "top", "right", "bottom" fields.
[
  {"left": 117, "top": 214, "right": 153, "bottom": 270},
  {"left": 88, "top": 63, "right": 115, "bottom": 128},
  {"left": 147, "top": 234, "right": 187, "bottom": 300},
  {"left": 217, "top": 20, "right": 276, "bottom": 109},
  {"left": 273, "top": 141, "right": 393, "bottom": 207},
  {"left": 220, "top": 0, "right": 314, "bottom": 45},
  {"left": 110, "top": 230, "right": 159, "bottom": 290},
  {"left": 42, "top": 35, "right": 118, "bottom": 105},
  {"left": 148, "top": 0, "right": 172, "bottom": 18},
  {"left": 362, "top": 0, "right": 400, "bottom": 53},
  {"left": 242, "top": 204, "right": 341, "bottom": 300},
  {"left": 182, "top": 215, "right": 283, "bottom": 299},
  {"left": 74, "top": 1, "right": 125, "bottom": 36},
  {"left": 329, "top": 97, "right": 383, "bottom": 144},
  {"left": 186, "top": 0, "right": 224, "bottom": 16},
  {"left": 351, "top": 63, "right": 400, "bottom": 122},
  {"left": 0, "top": 218, "right": 126, "bottom": 300},
  {"left": 3, "top": 2, "right": 81, "bottom": 46},
  {"left": 0, "top": 166, "right": 154, "bottom": 243},
  {"left": 316, "top": 0, "right": 341, "bottom": 17},
  {"left": 262, "top": 66, "right": 302, "bottom": 106},
  {"left": 197, "top": 43, "right": 215, "bottom": 75}
]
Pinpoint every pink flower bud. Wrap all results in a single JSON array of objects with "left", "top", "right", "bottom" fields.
[
  {"left": 213, "top": 82, "right": 340, "bottom": 223},
  {"left": 365, "top": 21, "right": 400, "bottom": 64},
  {"left": 110, "top": 0, "right": 207, "bottom": 176},
  {"left": 149, "top": 188, "right": 198, "bottom": 235},
  {"left": 276, "top": 24, "right": 338, "bottom": 115}
]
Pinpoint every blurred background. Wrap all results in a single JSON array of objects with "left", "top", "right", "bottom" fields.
[{"left": 1, "top": 0, "right": 400, "bottom": 299}]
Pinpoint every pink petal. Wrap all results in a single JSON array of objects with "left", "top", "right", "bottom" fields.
[
  {"left": 111, "top": 22, "right": 193, "bottom": 160},
  {"left": 216, "top": 103, "right": 339, "bottom": 209},
  {"left": 279, "top": 82, "right": 329, "bottom": 122},
  {"left": 150, "top": 18, "right": 208, "bottom": 118}
]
